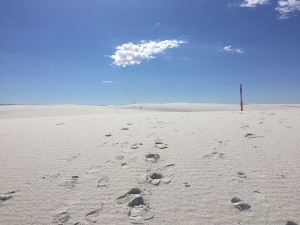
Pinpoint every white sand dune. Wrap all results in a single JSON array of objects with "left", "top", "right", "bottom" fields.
[{"left": 0, "top": 104, "right": 299, "bottom": 224}]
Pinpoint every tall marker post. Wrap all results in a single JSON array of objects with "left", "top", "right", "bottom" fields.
[{"left": 240, "top": 84, "right": 243, "bottom": 111}]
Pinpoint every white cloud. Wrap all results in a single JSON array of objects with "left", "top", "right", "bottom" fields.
[
  {"left": 109, "top": 39, "right": 186, "bottom": 67},
  {"left": 236, "top": 49, "right": 244, "bottom": 54},
  {"left": 102, "top": 81, "right": 113, "bottom": 84},
  {"left": 276, "top": 0, "right": 300, "bottom": 19},
  {"left": 156, "top": 22, "right": 161, "bottom": 26},
  {"left": 179, "top": 57, "right": 189, "bottom": 61},
  {"left": 240, "top": 0, "right": 268, "bottom": 7},
  {"left": 224, "top": 45, "right": 234, "bottom": 51},
  {"left": 222, "top": 45, "right": 244, "bottom": 54}
]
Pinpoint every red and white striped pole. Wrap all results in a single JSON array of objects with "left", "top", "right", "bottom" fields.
[{"left": 240, "top": 84, "right": 243, "bottom": 111}]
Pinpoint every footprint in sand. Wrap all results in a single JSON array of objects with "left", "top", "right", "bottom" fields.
[
  {"left": 131, "top": 143, "right": 139, "bottom": 149},
  {"left": 120, "top": 156, "right": 138, "bottom": 167},
  {"left": 203, "top": 152, "right": 226, "bottom": 160},
  {"left": 233, "top": 172, "right": 247, "bottom": 183},
  {"left": 116, "top": 188, "right": 142, "bottom": 205},
  {"left": 85, "top": 208, "right": 103, "bottom": 223},
  {"left": 155, "top": 139, "right": 168, "bottom": 149},
  {"left": 64, "top": 153, "right": 80, "bottom": 161},
  {"left": 40, "top": 172, "right": 61, "bottom": 181},
  {"left": 146, "top": 172, "right": 171, "bottom": 185},
  {"left": 0, "top": 195, "right": 12, "bottom": 202},
  {"left": 0, "top": 190, "right": 17, "bottom": 203},
  {"left": 59, "top": 176, "right": 79, "bottom": 189},
  {"left": 163, "top": 164, "right": 176, "bottom": 175},
  {"left": 86, "top": 166, "right": 101, "bottom": 174},
  {"left": 115, "top": 155, "right": 124, "bottom": 160},
  {"left": 252, "top": 191, "right": 265, "bottom": 201},
  {"left": 52, "top": 212, "right": 70, "bottom": 225},
  {"left": 99, "top": 141, "right": 109, "bottom": 147},
  {"left": 245, "top": 133, "right": 263, "bottom": 139},
  {"left": 183, "top": 182, "right": 190, "bottom": 187},
  {"left": 97, "top": 175, "right": 109, "bottom": 190},
  {"left": 121, "top": 128, "right": 129, "bottom": 130},
  {"left": 231, "top": 197, "right": 251, "bottom": 211},
  {"left": 128, "top": 201, "right": 154, "bottom": 224},
  {"left": 105, "top": 134, "right": 112, "bottom": 137},
  {"left": 241, "top": 124, "right": 249, "bottom": 129},
  {"left": 116, "top": 188, "right": 154, "bottom": 223},
  {"left": 252, "top": 171, "right": 266, "bottom": 179},
  {"left": 245, "top": 133, "right": 255, "bottom": 138},
  {"left": 147, "top": 173, "right": 162, "bottom": 185},
  {"left": 145, "top": 154, "right": 160, "bottom": 163},
  {"left": 237, "top": 171, "right": 247, "bottom": 179},
  {"left": 119, "top": 142, "right": 129, "bottom": 148}
]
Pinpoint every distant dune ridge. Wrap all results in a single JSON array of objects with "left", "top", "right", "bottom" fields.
[
  {"left": 0, "top": 104, "right": 299, "bottom": 224},
  {"left": 0, "top": 103, "right": 299, "bottom": 119}
]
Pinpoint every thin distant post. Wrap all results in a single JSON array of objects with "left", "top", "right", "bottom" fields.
[{"left": 240, "top": 84, "right": 243, "bottom": 111}]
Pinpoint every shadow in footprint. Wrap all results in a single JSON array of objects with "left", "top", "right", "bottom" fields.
[
  {"left": 147, "top": 172, "right": 170, "bottom": 185},
  {"left": 147, "top": 172, "right": 162, "bottom": 185},
  {"left": 150, "top": 173, "right": 161, "bottom": 179},
  {"left": 237, "top": 171, "right": 247, "bottom": 179},
  {"left": 0, "top": 195, "right": 12, "bottom": 202},
  {"left": 116, "top": 188, "right": 142, "bottom": 205},
  {"left": 286, "top": 221, "right": 298, "bottom": 225},
  {"left": 155, "top": 139, "right": 168, "bottom": 149},
  {"left": 0, "top": 190, "right": 17, "bottom": 203},
  {"left": 131, "top": 143, "right": 139, "bottom": 149},
  {"left": 231, "top": 197, "right": 251, "bottom": 211},
  {"left": 245, "top": 133, "right": 255, "bottom": 138},
  {"left": 183, "top": 182, "right": 190, "bottom": 187},
  {"left": 128, "top": 196, "right": 145, "bottom": 207},
  {"left": 245, "top": 133, "right": 263, "bottom": 139},
  {"left": 233, "top": 173, "right": 247, "bottom": 183},
  {"left": 145, "top": 154, "right": 160, "bottom": 163}
]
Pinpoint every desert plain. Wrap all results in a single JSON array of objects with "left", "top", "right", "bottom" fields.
[{"left": 0, "top": 104, "right": 299, "bottom": 225}]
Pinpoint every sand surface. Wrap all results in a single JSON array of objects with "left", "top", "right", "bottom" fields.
[{"left": 0, "top": 104, "right": 299, "bottom": 225}]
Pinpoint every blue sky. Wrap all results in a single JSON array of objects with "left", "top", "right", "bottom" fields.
[{"left": 0, "top": 0, "right": 300, "bottom": 105}]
